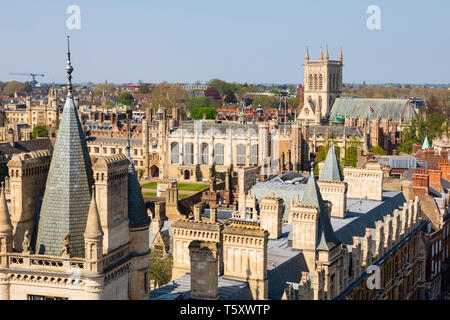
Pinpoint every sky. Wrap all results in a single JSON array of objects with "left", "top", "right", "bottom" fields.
[{"left": 0, "top": 0, "right": 449, "bottom": 85}]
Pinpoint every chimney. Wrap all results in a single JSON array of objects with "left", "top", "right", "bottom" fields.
[
  {"left": 210, "top": 204, "right": 218, "bottom": 223},
  {"left": 193, "top": 203, "right": 202, "bottom": 222},
  {"left": 189, "top": 240, "right": 219, "bottom": 300},
  {"left": 412, "top": 168, "right": 429, "bottom": 195},
  {"left": 428, "top": 169, "right": 443, "bottom": 191}
]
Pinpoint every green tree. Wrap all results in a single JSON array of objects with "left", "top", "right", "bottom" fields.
[
  {"left": 137, "top": 85, "right": 150, "bottom": 94},
  {"left": 343, "top": 137, "right": 363, "bottom": 167},
  {"left": 371, "top": 145, "right": 387, "bottom": 155},
  {"left": 3, "top": 81, "right": 24, "bottom": 96},
  {"left": 32, "top": 125, "right": 48, "bottom": 139},
  {"left": 187, "top": 96, "right": 213, "bottom": 111},
  {"left": 224, "top": 92, "right": 237, "bottom": 104},
  {"left": 118, "top": 92, "right": 135, "bottom": 106},
  {"left": 149, "top": 251, "right": 173, "bottom": 288},
  {"left": 190, "top": 106, "right": 218, "bottom": 120}
]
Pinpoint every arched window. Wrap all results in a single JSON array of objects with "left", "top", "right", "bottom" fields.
[
  {"left": 250, "top": 144, "right": 258, "bottom": 165},
  {"left": 236, "top": 144, "right": 246, "bottom": 166},
  {"left": 214, "top": 143, "right": 224, "bottom": 165},
  {"left": 314, "top": 74, "right": 318, "bottom": 90},
  {"left": 183, "top": 142, "right": 194, "bottom": 165},
  {"left": 309, "top": 74, "right": 313, "bottom": 90},
  {"left": 171, "top": 143, "right": 179, "bottom": 164},
  {"left": 319, "top": 74, "right": 323, "bottom": 90},
  {"left": 200, "top": 143, "right": 209, "bottom": 165}
]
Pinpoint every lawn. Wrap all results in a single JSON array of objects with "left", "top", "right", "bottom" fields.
[
  {"left": 177, "top": 184, "right": 209, "bottom": 191},
  {"left": 141, "top": 182, "right": 209, "bottom": 192}
]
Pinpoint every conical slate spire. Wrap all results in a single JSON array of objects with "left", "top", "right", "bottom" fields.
[
  {"left": 84, "top": 187, "right": 103, "bottom": 239},
  {"left": 0, "top": 184, "right": 12, "bottom": 234},
  {"left": 34, "top": 38, "right": 94, "bottom": 257},
  {"left": 422, "top": 135, "right": 430, "bottom": 150},
  {"left": 319, "top": 140, "right": 343, "bottom": 181},
  {"left": 301, "top": 169, "right": 340, "bottom": 251},
  {"left": 126, "top": 136, "right": 150, "bottom": 228}
]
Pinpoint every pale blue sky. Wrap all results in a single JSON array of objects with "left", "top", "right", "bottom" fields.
[{"left": 0, "top": 0, "right": 449, "bottom": 85}]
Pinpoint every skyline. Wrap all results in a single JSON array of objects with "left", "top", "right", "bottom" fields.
[{"left": 0, "top": 0, "right": 449, "bottom": 85}]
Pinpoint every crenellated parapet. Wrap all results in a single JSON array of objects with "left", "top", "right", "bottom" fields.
[
  {"left": 343, "top": 166, "right": 383, "bottom": 201},
  {"left": 317, "top": 179, "right": 348, "bottom": 218}
]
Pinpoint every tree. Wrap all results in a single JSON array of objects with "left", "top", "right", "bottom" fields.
[
  {"left": 3, "top": 81, "right": 24, "bottom": 96},
  {"left": 224, "top": 92, "right": 237, "bottom": 104},
  {"left": 118, "top": 92, "right": 135, "bottom": 106},
  {"left": 187, "top": 96, "right": 213, "bottom": 111},
  {"left": 371, "top": 145, "right": 387, "bottom": 155},
  {"left": 190, "top": 106, "right": 218, "bottom": 120},
  {"left": 204, "top": 87, "right": 221, "bottom": 100},
  {"left": 32, "top": 125, "right": 48, "bottom": 139},
  {"left": 23, "top": 81, "right": 33, "bottom": 93},
  {"left": 343, "top": 137, "right": 363, "bottom": 167},
  {"left": 149, "top": 251, "right": 173, "bottom": 288},
  {"left": 137, "top": 85, "right": 150, "bottom": 94},
  {"left": 150, "top": 83, "right": 189, "bottom": 110}
]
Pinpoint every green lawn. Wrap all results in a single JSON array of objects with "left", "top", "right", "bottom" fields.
[
  {"left": 141, "top": 182, "right": 209, "bottom": 192},
  {"left": 177, "top": 184, "right": 209, "bottom": 191},
  {"left": 141, "top": 182, "right": 158, "bottom": 189}
]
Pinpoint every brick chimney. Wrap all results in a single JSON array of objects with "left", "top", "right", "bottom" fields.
[
  {"left": 412, "top": 168, "right": 429, "bottom": 196},
  {"left": 438, "top": 160, "right": 450, "bottom": 180},
  {"left": 428, "top": 169, "right": 443, "bottom": 192}
]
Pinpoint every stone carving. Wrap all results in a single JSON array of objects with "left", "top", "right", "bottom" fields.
[
  {"left": 22, "top": 230, "right": 31, "bottom": 254},
  {"left": 61, "top": 234, "right": 71, "bottom": 257}
]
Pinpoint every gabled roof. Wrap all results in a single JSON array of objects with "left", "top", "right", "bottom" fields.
[
  {"left": 34, "top": 95, "right": 94, "bottom": 257},
  {"left": 126, "top": 140, "right": 150, "bottom": 228},
  {"left": 329, "top": 98, "right": 417, "bottom": 122},
  {"left": 319, "top": 141, "right": 343, "bottom": 181},
  {"left": 301, "top": 171, "right": 341, "bottom": 251}
]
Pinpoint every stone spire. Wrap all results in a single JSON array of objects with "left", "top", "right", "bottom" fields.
[
  {"left": 305, "top": 47, "right": 309, "bottom": 61},
  {"left": 319, "top": 140, "right": 343, "bottom": 181},
  {"left": 338, "top": 47, "right": 343, "bottom": 62},
  {"left": 319, "top": 47, "right": 323, "bottom": 60},
  {"left": 84, "top": 186, "right": 103, "bottom": 239},
  {"left": 34, "top": 37, "right": 94, "bottom": 257},
  {"left": 126, "top": 134, "right": 150, "bottom": 228},
  {"left": 0, "top": 184, "right": 12, "bottom": 234},
  {"left": 325, "top": 46, "right": 329, "bottom": 61},
  {"left": 302, "top": 168, "right": 340, "bottom": 251}
]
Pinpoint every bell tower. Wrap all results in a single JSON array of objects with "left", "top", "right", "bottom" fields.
[{"left": 303, "top": 47, "right": 343, "bottom": 121}]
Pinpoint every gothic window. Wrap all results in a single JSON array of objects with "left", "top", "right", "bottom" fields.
[
  {"left": 214, "top": 143, "right": 224, "bottom": 165},
  {"left": 309, "top": 74, "right": 313, "bottom": 90},
  {"left": 314, "top": 74, "right": 318, "bottom": 90},
  {"left": 171, "top": 142, "right": 179, "bottom": 164},
  {"left": 319, "top": 74, "right": 323, "bottom": 90},
  {"left": 201, "top": 143, "right": 209, "bottom": 165},
  {"left": 183, "top": 142, "right": 194, "bottom": 165},
  {"left": 236, "top": 143, "right": 246, "bottom": 166},
  {"left": 250, "top": 144, "right": 258, "bottom": 165}
]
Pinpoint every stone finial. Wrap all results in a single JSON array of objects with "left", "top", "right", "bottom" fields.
[
  {"left": 319, "top": 47, "right": 323, "bottom": 60},
  {"left": 84, "top": 187, "right": 104, "bottom": 239},
  {"left": 305, "top": 47, "right": 309, "bottom": 61},
  {"left": 338, "top": 47, "right": 343, "bottom": 62}
]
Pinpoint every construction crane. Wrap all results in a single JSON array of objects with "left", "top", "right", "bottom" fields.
[{"left": 9, "top": 72, "right": 45, "bottom": 87}]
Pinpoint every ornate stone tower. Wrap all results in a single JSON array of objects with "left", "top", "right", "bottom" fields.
[{"left": 303, "top": 47, "right": 343, "bottom": 121}]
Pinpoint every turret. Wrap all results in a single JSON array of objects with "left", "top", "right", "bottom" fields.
[{"left": 84, "top": 187, "right": 104, "bottom": 275}]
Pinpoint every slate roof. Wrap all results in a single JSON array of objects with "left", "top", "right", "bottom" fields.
[
  {"left": 300, "top": 171, "right": 341, "bottom": 251},
  {"left": 319, "top": 141, "right": 343, "bottom": 181},
  {"left": 150, "top": 274, "right": 253, "bottom": 300},
  {"left": 126, "top": 141, "right": 150, "bottom": 228},
  {"left": 329, "top": 98, "right": 417, "bottom": 122},
  {"left": 34, "top": 95, "right": 93, "bottom": 257}
]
